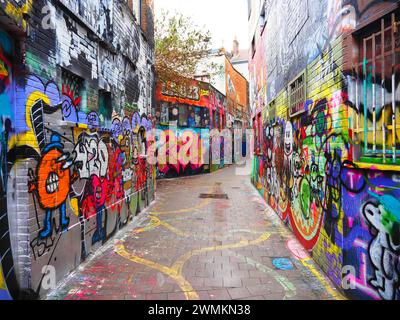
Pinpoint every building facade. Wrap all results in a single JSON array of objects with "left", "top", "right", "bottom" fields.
[
  {"left": 249, "top": 0, "right": 400, "bottom": 300},
  {"left": 225, "top": 55, "right": 250, "bottom": 129},
  {"left": 0, "top": 0, "right": 156, "bottom": 299},
  {"left": 229, "top": 37, "right": 250, "bottom": 82},
  {"left": 196, "top": 49, "right": 250, "bottom": 130},
  {"left": 155, "top": 78, "right": 231, "bottom": 178}
]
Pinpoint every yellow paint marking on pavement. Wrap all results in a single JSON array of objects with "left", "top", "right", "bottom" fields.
[
  {"left": 132, "top": 216, "right": 188, "bottom": 238},
  {"left": 173, "top": 232, "right": 271, "bottom": 274},
  {"left": 300, "top": 258, "right": 345, "bottom": 300},
  {"left": 157, "top": 217, "right": 189, "bottom": 238},
  {"left": 115, "top": 233, "right": 271, "bottom": 300},
  {"left": 114, "top": 241, "right": 199, "bottom": 300},
  {"left": 132, "top": 217, "right": 161, "bottom": 235},
  {"left": 150, "top": 198, "right": 211, "bottom": 216}
]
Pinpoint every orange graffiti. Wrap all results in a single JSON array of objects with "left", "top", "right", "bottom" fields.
[{"left": 35, "top": 150, "right": 70, "bottom": 209}]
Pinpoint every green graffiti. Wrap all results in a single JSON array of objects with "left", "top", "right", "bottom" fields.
[{"left": 300, "top": 179, "right": 311, "bottom": 220}]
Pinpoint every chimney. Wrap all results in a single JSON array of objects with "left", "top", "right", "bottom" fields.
[{"left": 232, "top": 36, "right": 239, "bottom": 57}]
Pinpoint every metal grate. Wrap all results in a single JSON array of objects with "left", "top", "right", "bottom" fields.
[
  {"left": 199, "top": 193, "right": 229, "bottom": 199},
  {"left": 289, "top": 72, "right": 306, "bottom": 117},
  {"left": 353, "top": 11, "right": 400, "bottom": 164}
]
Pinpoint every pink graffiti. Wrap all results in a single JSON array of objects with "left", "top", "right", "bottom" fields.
[{"left": 286, "top": 238, "right": 309, "bottom": 260}]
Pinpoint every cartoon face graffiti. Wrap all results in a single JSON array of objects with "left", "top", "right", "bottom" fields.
[
  {"left": 363, "top": 195, "right": 400, "bottom": 301},
  {"left": 264, "top": 126, "right": 274, "bottom": 162},
  {"left": 28, "top": 133, "right": 73, "bottom": 239},
  {"left": 74, "top": 134, "right": 109, "bottom": 179},
  {"left": 284, "top": 122, "right": 293, "bottom": 156},
  {"left": 92, "top": 175, "right": 107, "bottom": 208},
  {"left": 132, "top": 144, "right": 139, "bottom": 165},
  {"left": 37, "top": 149, "right": 70, "bottom": 207}
]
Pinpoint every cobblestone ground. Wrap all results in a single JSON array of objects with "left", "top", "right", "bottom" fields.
[{"left": 47, "top": 165, "right": 344, "bottom": 300}]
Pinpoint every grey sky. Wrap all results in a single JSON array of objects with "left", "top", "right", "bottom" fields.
[{"left": 154, "top": 0, "right": 249, "bottom": 51}]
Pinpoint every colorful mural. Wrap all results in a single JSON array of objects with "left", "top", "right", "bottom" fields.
[
  {"left": 0, "top": 0, "right": 156, "bottom": 299},
  {"left": 0, "top": 28, "right": 17, "bottom": 301},
  {"left": 155, "top": 78, "right": 230, "bottom": 179},
  {"left": 155, "top": 125, "right": 209, "bottom": 179},
  {"left": 4, "top": 75, "right": 156, "bottom": 297},
  {"left": 250, "top": 0, "right": 400, "bottom": 300}
]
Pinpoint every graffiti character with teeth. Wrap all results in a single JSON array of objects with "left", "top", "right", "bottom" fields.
[{"left": 28, "top": 133, "right": 74, "bottom": 239}]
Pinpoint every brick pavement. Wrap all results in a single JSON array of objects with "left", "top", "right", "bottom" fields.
[{"left": 46, "top": 165, "right": 344, "bottom": 300}]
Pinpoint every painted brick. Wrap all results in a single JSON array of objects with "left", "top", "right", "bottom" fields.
[{"left": 0, "top": 0, "right": 155, "bottom": 299}]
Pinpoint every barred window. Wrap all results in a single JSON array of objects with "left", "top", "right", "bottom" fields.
[
  {"left": 61, "top": 68, "right": 86, "bottom": 111},
  {"left": 289, "top": 71, "right": 306, "bottom": 117},
  {"left": 352, "top": 11, "right": 400, "bottom": 165}
]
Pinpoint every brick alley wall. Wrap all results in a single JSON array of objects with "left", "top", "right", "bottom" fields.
[
  {"left": 0, "top": 0, "right": 156, "bottom": 299},
  {"left": 249, "top": 0, "right": 400, "bottom": 300}
]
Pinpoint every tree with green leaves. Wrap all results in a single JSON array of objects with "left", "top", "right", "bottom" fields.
[{"left": 155, "top": 10, "right": 220, "bottom": 88}]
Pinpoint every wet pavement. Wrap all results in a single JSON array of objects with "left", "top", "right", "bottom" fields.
[{"left": 47, "top": 165, "right": 344, "bottom": 300}]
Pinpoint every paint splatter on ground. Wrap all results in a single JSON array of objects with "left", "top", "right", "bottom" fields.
[
  {"left": 272, "top": 258, "right": 295, "bottom": 271},
  {"left": 46, "top": 165, "right": 344, "bottom": 300}
]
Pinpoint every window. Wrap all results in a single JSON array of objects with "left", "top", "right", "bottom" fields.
[
  {"left": 61, "top": 68, "right": 86, "bottom": 111},
  {"left": 288, "top": 71, "right": 306, "bottom": 117},
  {"left": 266, "top": 98, "right": 276, "bottom": 125},
  {"left": 178, "top": 105, "right": 189, "bottom": 127},
  {"left": 168, "top": 105, "right": 179, "bottom": 126},
  {"left": 257, "top": 112, "right": 262, "bottom": 153},
  {"left": 98, "top": 90, "right": 112, "bottom": 126},
  {"left": 157, "top": 101, "right": 169, "bottom": 125},
  {"left": 201, "top": 108, "right": 210, "bottom": 127},
  {"left": 352, "top": 11, "right": 400, "bottom": 164},
  {"left": 129, "top": 0, "right": 142, "bottom": 25}
]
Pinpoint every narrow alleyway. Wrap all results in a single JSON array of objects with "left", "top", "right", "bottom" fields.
[{"left": 47, "top": 165, "right": 344, "bottom": 300}]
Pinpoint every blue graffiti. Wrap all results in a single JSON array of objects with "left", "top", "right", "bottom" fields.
[{"left": 272, "top": 258, "right": 294, "bottom": 270}]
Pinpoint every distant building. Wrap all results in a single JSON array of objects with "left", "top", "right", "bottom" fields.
[
  {"left": 155, "top": 78, "right": 230, "bottom": 178},
  {"left": 229, "top": 37, "right": 249, "bottom": 82},
  {"left": 195, "top": 48, "right": 250, "bottom": 129}
]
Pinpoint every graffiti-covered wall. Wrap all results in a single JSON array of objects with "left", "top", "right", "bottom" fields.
[
  {"left": 155, "top": 79, "right": 230, "bottom": 178},
  {"left": 0, "top": 0, "right": 155, "bottom": 299},
  {"left": 250, "top": 0, "right": 400, "bottom": 300}
]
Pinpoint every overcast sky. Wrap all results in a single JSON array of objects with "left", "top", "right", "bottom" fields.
[{"left": 154, "top": 0, "right": 249, "bottom": 51}]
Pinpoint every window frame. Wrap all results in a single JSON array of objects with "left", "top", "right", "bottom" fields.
[
  {"left": 288, "top": 70, "right": 307, "bottom": 118},
  {"left": 266, "top": 98, "right": 277, "bottom": 126},
  {"left": 98, "top": 90, "right": 113, "bottom": 126},
  {"left": 351, "top": 11, "right": 400, "bottom": 165},
  {"left": 61, "top": 67, "right": 86, "bottom": 112}
]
